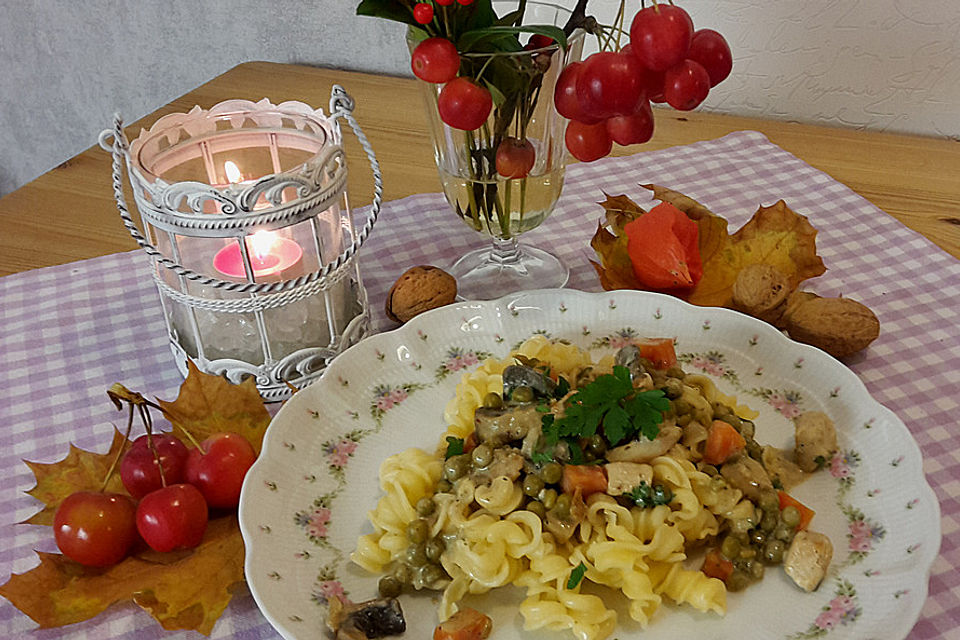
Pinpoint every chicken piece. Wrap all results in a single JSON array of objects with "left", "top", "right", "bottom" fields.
[
  {"left": 606, "top": 424, "right": 682, "bottom": 463},
  {"left": 604, "top": 462, "right": 654, "bottom": 496},
  {"left": 472, "top": 448, "right": 525, "bottom": 484},
  {"left": 794, "top": 411, "right": 838, "bottom": 472},
  {"left": 784, "top": 530, "right": 833, "bottom": 592},
  {"left": 761, "top": 446, "right": 807, "bottom": 491},
  {"left": 720, "top": 455, "right": 773, "bottom": 502}
]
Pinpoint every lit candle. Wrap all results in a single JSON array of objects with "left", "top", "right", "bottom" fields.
[{"left": 213, "top": 230, "right": 303, "bottom": 280}]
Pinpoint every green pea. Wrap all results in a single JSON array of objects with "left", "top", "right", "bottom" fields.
[
  {"left": 421, "top": 563, "right": 444, "bottom": 585},
  {"left": 726, "top": 570, "right": 751, "bottom": 592},
  {"left": 416, "top": 497, "right": 435, "bottom": 517},
  {"left": 512, "top": 386, "right": 535, "bottom": 403},
  {"left": 471, "top": 444, "right": 493, "bottom": 468},
  {"left": 392, "top": 563, "right": 412, "bottom": 584},
  {"left": 750, "top": 529, "right": 767, "bottom": 547},
  {"left": 758, "top": 489, "right": 779, "bottom": 513},
  {"left": 539, "top": 462, "right": 563, "bottom": 485},
  {"left": 760, "top": 510, "right": 778, "bottom": 533},
  {"left": 750, "top": 560, "right": 765, "bottom": 580},
  {"left": 443, "top": 455, "right": 470, "bottom": 482},
  {"left": 425, "top": 537, "right": 445, "bottom": 562},
  {"left": 406, "top": 544, "right": 427, "bottom": 567},
  {"left": 526, "top": 500, "right": 546, "bottom": 519},
  {"left": 436, "top": 479, "right": 452, "bottom": 493},
  {"left": 553, "top": 493, "right": 572, "bottom": 519},
  {"left": 407, "top": 519, "right": 429, "bottom": 544},
  {"left": 378, "top": 575, "right": 402, "bottom": 598},
  {"left": 763, "top": 539, "right": 785, "bottom": 565},
  {"left": 781, "top": 505, "right": 802, "bottom": 529},
  {"left": 585, "top": 434, "right": 607, "bottom": 458},
  {"left": 523, "top": 474, "right": 545, "bottom": 497},
  {"left": 538, "top": 488, "right": 558, "bottom": 510},
  {"left": 721, "top": 535, "right": 741, "bottom": 560},
  {"left": 739, "top": 547, "right": 757, "bottom": 560},
  {"left": 483, "top": 392, "right": 504, "bottom": 409},
  {"left": 773, "top": 522, "right": 794, "bottom": 542}
]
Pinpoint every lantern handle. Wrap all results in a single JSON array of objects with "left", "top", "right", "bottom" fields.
[{"left": 100, "top": 85, "right": 381, "bottom": 296}]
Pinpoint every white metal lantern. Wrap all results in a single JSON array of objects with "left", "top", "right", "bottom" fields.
[{"left": 100, "top": 86, "right": 380, "bottom": 401}]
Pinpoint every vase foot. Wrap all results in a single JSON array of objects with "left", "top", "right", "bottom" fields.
[{"left": 449, "top": 239, "right": 568, "bottom": 301}]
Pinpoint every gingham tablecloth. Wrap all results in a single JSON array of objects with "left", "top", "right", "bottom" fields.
[{"left": 1, "top": 131, "right": 958, "bottom": 638}]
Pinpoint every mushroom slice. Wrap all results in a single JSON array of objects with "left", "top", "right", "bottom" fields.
[
  {"left": 784, "top": 530, "right": 833, "bottom": 592},
  {"left": 327, "top": 597, "right": 406, "bottom": 640},
  {"left": 720, "top": 455, "right": 773, "bottom": 502}
]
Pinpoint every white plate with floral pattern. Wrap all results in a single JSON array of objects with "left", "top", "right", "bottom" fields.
[{"left": 238, "top": 289, "right": 939, "bottom": 640}]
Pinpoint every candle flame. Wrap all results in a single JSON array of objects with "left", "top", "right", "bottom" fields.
[
  {"left": 249, "top": 230, "right": 278, "bottom": 261},
  {"left": 224, "top": 160, "right": 243, "bottom": 184}
]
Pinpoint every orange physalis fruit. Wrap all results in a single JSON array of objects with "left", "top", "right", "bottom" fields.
[{"left": 624, "top": 202, "right": 702, "bottom": 290}]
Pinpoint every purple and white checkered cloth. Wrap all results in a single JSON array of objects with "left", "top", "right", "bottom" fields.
[{"left": 1, "top": 131, "right": 958, "bottom": 638}]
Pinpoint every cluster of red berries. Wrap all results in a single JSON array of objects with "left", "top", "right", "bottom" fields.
[
  {"left": 557, "top": 4, "right": 732, "bottom": 162},
  {"left": 412, "top": 0, "right": 475, "bottom": 25},
  {"left": 53, "top": 430, "right": 257, "bottom": 567}
]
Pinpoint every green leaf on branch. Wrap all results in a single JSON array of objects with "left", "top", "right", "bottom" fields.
[
  {"left": 457, "top": 25, "right": 567, "bottom": 53},
  {"left": 356, "top": 0, "right": 418, "bottom": 26}
]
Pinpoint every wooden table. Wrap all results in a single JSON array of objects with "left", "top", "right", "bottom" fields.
[{"left": 1, "top": 60, "right": 958, "bottom": 278}]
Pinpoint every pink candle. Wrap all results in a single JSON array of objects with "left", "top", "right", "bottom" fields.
[{"left": 213, "top": 231, "right": 303, "bottom": 280}]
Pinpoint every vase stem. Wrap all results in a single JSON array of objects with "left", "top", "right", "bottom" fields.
[{"left": 489, "top": 237, "right": 523, "bottom": 268}]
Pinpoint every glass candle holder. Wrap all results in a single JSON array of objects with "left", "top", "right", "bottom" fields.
[{"left": 101, "top": 88, "right": 380, "bottom": 401}]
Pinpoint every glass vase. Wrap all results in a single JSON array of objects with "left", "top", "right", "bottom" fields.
[{"left": 412, "top": 1, "right": 584, "bottom": 300}]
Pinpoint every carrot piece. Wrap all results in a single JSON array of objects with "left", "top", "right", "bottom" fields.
[
  {"left": 634, "top": 337, "right": 678, "bottom": 370},
  {"left": 561, "top": 464, "right": 608, "bottom": 497},
  {"left": 434, "top": 607, "right": 492, "bottom": 640},
  {"left": 701, "top": 548, "right": 734, "bottom": 582},
  {"left": 702, "top": 420, "right": 746, "bottom": 465},
  {"left": 778, "top": 491, "right": 816, "bottom": 531}
]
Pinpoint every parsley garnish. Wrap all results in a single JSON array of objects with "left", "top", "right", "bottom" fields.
[
  {"left": 543, "top": 366, "right": 670, "bottom": 449},
  {"left": 566, "top": 562, "right": 587, "bottom": 589},
  {"left": 444, "top": 436, "right": 464, "bottom": 459},
  {"left": 627, "top": 482, "right": 674, "bottom": 508}
]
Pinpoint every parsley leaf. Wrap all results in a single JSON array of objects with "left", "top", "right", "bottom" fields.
[
  {"left": 444, "top": 436, "right": 464, "bottom": 459},
  {"left": 531, "top": 450, "right": 554, "bottom": 465},
  {"left": 566, "top": 562, "right": 587, "bottom": 589}
]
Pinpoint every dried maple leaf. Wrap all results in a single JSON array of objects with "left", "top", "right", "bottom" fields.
[
  {"left": 0, "top": 516, "right": 243, "bottom": 635},
  {"left": 22, "top": 429, "right": 129, "bottom": 526},
  {"left": 2, "top": 364, "right": 270, "bottom": 635},
  {"left": 688, "top": 200, "right": 826, "bottom": 307},
  {"left": 158, "top": 360, "right": 271, "bottom": 454}
]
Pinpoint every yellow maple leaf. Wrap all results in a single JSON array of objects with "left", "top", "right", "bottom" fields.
[
  {"left": 0, "top": 516, "right": 243, "bottom": 635},
  {"left": 2, "top": 364, "right": 270, "bottom": 635},
  {"left": 158, "top": 360, "right": 272, "bottom": 454},
  {"left": 22, "top": 429, "right": 129, "bottom": 526},
  {"left": 687, "top": 200, "right": 826, "bottom": 307}
]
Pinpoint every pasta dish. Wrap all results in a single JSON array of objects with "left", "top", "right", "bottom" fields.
[{"left": 350, "top": 335, "right": 836, "bottom": 640}]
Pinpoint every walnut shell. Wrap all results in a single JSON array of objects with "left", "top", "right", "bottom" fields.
[
  {"left": 385, "top": 266, "right": 457, "bottom": 324},
  {"left": 783, "top": 296, "right": 880, "bottom": 358},
  {"left": 732, "top": 264, "right": 791, "bottom": 324}
]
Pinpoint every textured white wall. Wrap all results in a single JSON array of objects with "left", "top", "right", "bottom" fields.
[{"left": 1, "top": 0, "right": 958, "bottom": 197}]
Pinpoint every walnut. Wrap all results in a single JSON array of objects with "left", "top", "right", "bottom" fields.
[
  {"left": 732, "top": 264, "right": 791, "bottom": 324},
  {"left": 782, "top": 295, "right": 880, "bottom": 358},
  {"left": 385, "top": 266, "right": 457, "bottom": 324}
]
